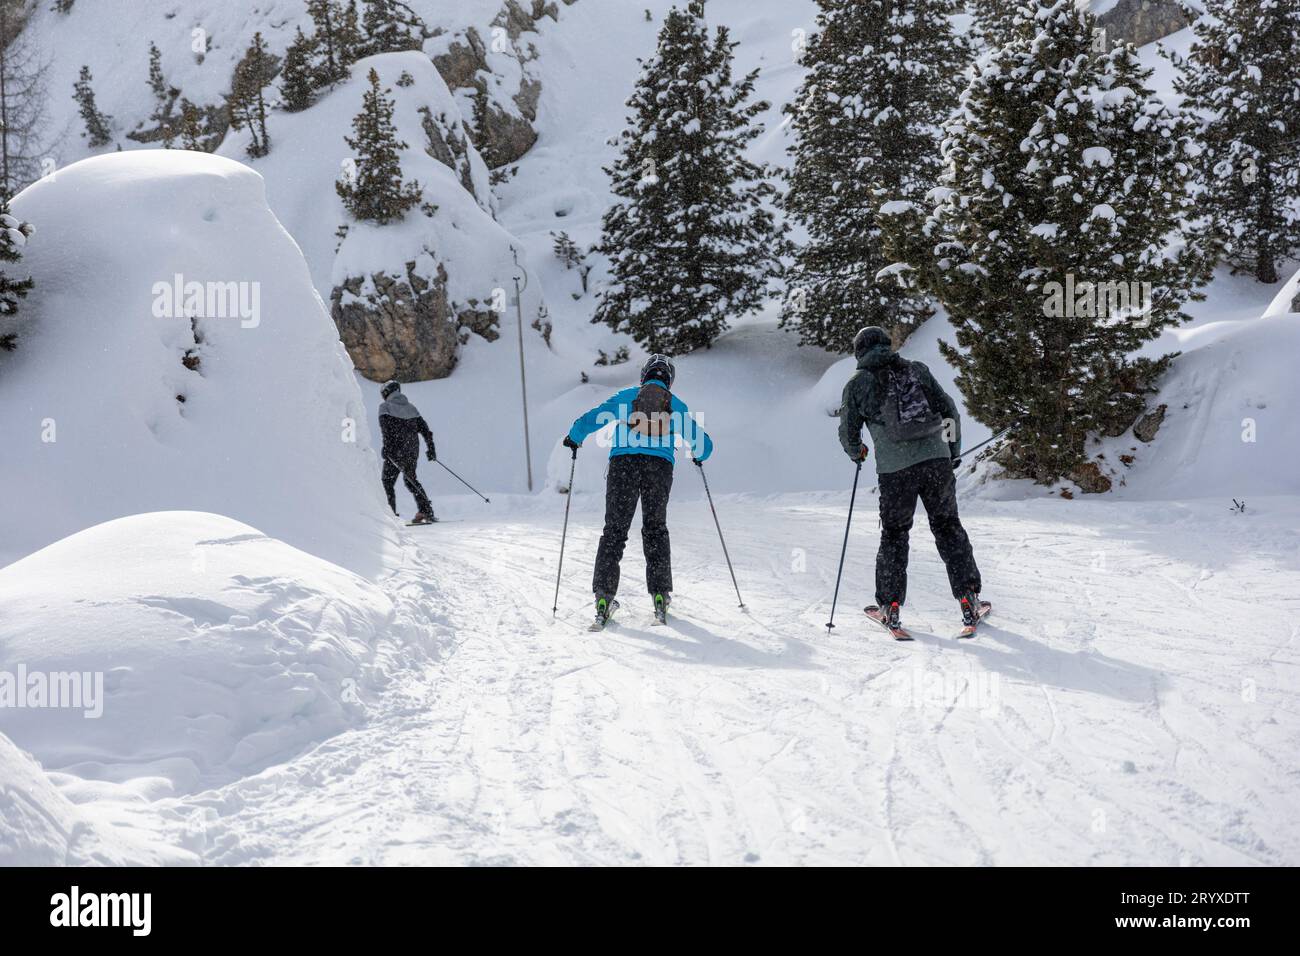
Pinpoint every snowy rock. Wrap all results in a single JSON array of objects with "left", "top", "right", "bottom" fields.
[
  {"left": 1132, "top": 403, "right": 1167, "bottom": 443},
  {"left": 1097, "top": 0, "right": 1191, "bottom": 48},
  {"left": 1068, "top": 460, "right": 1113, "bottom": 494}
]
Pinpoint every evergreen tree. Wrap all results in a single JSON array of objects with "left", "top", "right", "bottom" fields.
[
  {"left": 226, "top": 32, "right": 276, "bottom": 159},
  {"left": 338, "top": 0, "right": 364, "bottom": 66},
  {"left": 1169, "top": 0, "right": 1300, "bottom": 284},
  {"left": 782, "top": 0, "right": 970, "bottom": 353},
  {"left": 0, "top": 198, "right": 33, "bottom": 352},
  {"left": 307, "top": 0, "right": 348, "bottom": 87},
  {"left": 968, "top": 0, "right": 1036, "bottom": 49},
  {"left": 593, "top": 0, "right": 786, "bottom": 354},
  {"left": 336, "top": 67, "right": 422, "bottom": 223},
  {"left": 146, "top": 41, "right": 179, "bottom": 146},
  {"left": 280, "top": 27, "right": 316, "bottom": 112},
  {"left": 881, "top": 1, "right": 1209, "bottom": 484},
  {"left": 178, "top": 98, "right": 204, "bottom": 150},
  {"left": 72, "top": 65, "right": 111, "bottom": 147},
  {"left": 362, "top": 0, "right": 426, "bottom": 54}
]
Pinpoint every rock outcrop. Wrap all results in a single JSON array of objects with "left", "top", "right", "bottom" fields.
[{"left": 1097, "top": 0, "right": 1191, "bottom": 48}]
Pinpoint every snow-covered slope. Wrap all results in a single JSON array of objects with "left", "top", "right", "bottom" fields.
[
  {"left": 0, "top": 512, "right": 398, "bottom": 791},
  {"left": 1, "top": 151, "right": 394, "bottom": 573}
]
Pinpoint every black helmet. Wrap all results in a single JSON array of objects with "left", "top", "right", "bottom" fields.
[
  {"left": 641, "top": 353, "right": 675, "bottom": 388},
  {"left": 381, "top": 381, "right": 401, "bottom": 399},
  {"left": 852, "top": 326, "right": 892, "bottom": 359}
]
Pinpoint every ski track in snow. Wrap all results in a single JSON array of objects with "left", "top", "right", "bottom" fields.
[{"left": 151, "top": 494, "right": 1299, "bottom": 866}]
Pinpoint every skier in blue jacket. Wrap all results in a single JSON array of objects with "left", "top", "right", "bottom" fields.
[{"left": 563, "top": 354, "right": 713, "bottom": 627}]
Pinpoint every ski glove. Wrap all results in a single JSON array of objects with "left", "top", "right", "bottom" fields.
[
  {"left": 427, "top": 446, "right": 436, "bottom": 462},
  {"left": 851, "top": 444, "right": 869, "bottom": 463},
  {"left": 692, "top": 457, "right": 704, "bottom": 467},
  {"left": 951, "top": 457, "right": 962, "bottom": 471},
  {"left": 562, "top": 435, "right": 581, "bottom": 452}
]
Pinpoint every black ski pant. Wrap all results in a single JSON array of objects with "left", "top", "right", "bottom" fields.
[
  {"left": 382, "top": 451, "right": 433, "bottom": 517},
  {"left": 875, "top": 457, "right": 980, "bottom": 606},
  {"left": 593, "top": 454, "right": 674, "bottom": 600}
]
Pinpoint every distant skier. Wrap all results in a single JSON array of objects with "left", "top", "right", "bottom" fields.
[
  {"left": 562, "top": 354, "right": 713, "bottom": 629},
  {"left": 838, "top": 327, "right": 985, "bottom": 635},
  {"left": 378, "top": 381, "right": 437, "bottom": 525}
]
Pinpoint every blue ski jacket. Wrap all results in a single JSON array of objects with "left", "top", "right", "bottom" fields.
[{"left": 566, "top": 381, "right": 713, "bottom": 465}]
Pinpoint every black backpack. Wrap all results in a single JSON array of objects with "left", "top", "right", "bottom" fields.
[
  {"left": 627, "top": 384, "right": 673, "bottom": 438},
  {"left": 877, "top": 362, "right": 944, "bottom": 442}
]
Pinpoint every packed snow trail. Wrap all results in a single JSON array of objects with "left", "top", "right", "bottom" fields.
[{"left": 167, "top": 491, "right": 1299, "bottom": 866}]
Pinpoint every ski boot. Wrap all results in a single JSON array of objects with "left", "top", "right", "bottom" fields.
[
  {"left": 865, "top": 601, "right": 911, "bottom": 641},
  {"left": 589, "top": 596, "right": 619, "bottom": 632},
  {"left": 407, "top": 511, "right": 436, "bottom": 526},
  {"left": 652, "top": 592, "right": 671, "bottom": 626},
  {"left": 957, "top": 590, "right": 991, "bottom": 638}
]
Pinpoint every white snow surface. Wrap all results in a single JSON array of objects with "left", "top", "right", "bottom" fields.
[{"left": 1, "top": 151, "right": 396, "bottom": 574}]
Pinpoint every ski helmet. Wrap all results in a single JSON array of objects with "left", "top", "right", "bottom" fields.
[
  {"left": 852, "top": 326, "right": 891, "bottom": 359},
  {"left": 641, "top": 354, "right": 675, "bottom": 388},
  {"left": 381, "top": 381, "right": 401, "bottom": 399}
]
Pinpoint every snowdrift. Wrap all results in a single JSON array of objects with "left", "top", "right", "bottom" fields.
[
  {"left": 2, "top": 151, "right": 395, "bottom": 572},
  {"left": 0, "top": 511, "right": 393, "bottom": 791}
]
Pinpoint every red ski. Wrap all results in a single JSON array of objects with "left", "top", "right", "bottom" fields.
[
  {"left": 865, "top": 604, "right": 912, "bottom": 641},
  {"left": 957, "top": 600, "right": 992, "bottom": 639}
]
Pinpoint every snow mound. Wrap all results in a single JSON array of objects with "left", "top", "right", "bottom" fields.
[
  {"left": 2, "top": 151, "right": 395, "bottom": 572},
  {"left": 0, "top": 511, "right": 394, "bottom": 792},
  {"left": 1113, "top": 282, "right": 1300, "bottom": 499}
]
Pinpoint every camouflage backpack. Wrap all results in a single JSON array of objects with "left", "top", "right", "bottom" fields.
[
  {"left": 627, "top": 383, "right": 672, "bottom": 437},
  {"left": 877, "top": 363, "right": 944, "bottom": 442}
]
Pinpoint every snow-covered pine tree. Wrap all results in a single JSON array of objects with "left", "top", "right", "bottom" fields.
[
  {"left": 280, "top": 28, "right": 316, "bottom": 113},
  {"left": 307, "top": 0, "right": 356, "bottom": 88},
  {"left": 969, "top": 0, "right": 1036, "bottom": 49},
  {"left": 72, "top": 65, "right": 111, "bottom": 147},
  {"left": 1169, "top": 0, "right": 1300, "bottom": 284},
  {"left": 178, "top": 98, "right": 204, "bottom": 150},
  {"left": 593, "top": 0, "right": 785, "bottom": 354},
  {"left": 782, "top": 0, "right": 970, "bottom": 354},
  {"left": 880, "top": 1, "right": 1209, "bottom": 485},
  {"left": 336, "top": 67, "right": 421, "bottom": 223},
  {"left": 226, "top": 32, "right": 276, "bottom": 159},
  {"left": 0, "top": 197, "right": 33, "bottom": 352},
  {"left": 362, "top": 0, "right": 426, "bottom": 55},
  {"left": 338, "top": 0, "right": 365, "bottom": 65}
]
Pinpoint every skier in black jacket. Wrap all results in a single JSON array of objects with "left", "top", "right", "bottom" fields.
[
  {"left": 379, "top": 381, "right": 437, "bottom": 524},
  {"left": 839, "top": 327, "right": 983, "bottom": 633}
]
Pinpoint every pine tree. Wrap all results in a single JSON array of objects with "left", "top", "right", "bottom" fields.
[
  {"left": 336, "top": 67, "right": 422, "bottom": 223},
  {"left": 881, "top": 1, "right": 1209, "bottom": 484},
  {"left": 307, "top": 0, "right": 348, "bottom": 87},
  {"left": 782, "top": 0, "right": 970, "bottom": 354},
  {"left": 1169, "top": 0, "right": 1300, "bottom": 284},
  {"left": 0, "top": 198, "right": 33, "bottom": 352},
  {"left": 362, "top": 0, "right": 425, "bottom": 54},
  {"left": 72, "top": 65, "right": 111, "bottom": 147},
  {"left": 226, "top": 32, "right": 276, "bottom": 159},
  {"left": 147, "top": 42, "right": 167, "bottom": 101},
  {"left": 593, "top": 0, "right": 786, "bottom": 354},
  {"left": 969, "top": 0, "right": 1036, "bottom": 49},
  {"left": 146, "top": 41, "right": 179, "bottom": 146},
  {"left": 280, "top": 27, "right": 316, "bottom": 112},
  {"left": 178, "top": 98, "right": 204, "bottom": 150}
]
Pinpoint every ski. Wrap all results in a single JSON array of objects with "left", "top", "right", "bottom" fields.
[
  {"left": 589, "top": 599, "right": 619, "bottom": 632},
  {"left": 956, "top": 601, "right": 992, "bottom": 639},
  {"left": 865, "top": 605, "right": 912, "bottom": 641}
]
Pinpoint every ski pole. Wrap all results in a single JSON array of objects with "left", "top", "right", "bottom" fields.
[
  {"left": 957, "top": 425, "right": 1013, "bottom": 461},
  {"left": 553, "top": 447, "right": 578, "bottom": 616},
  {"left": 436, "top": 460, "right": 491, "bottom": 503},
  {"left": 696, "top": 462, "right": 744, "bottom": 609},
  {"left": 826, "top": 459, "right": 863, "bottom": 634}
]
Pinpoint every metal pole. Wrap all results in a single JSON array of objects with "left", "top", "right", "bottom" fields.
[
  {"left": 511, "top": 248, "right": 534, "bottom": 492},
  {"left": 553, "top": 448, "right": 578, "bottom": 615},
  {"left": 436, "top": 460, "right": 490, "bottom": 503},
  {"left": 826, "top": 460, "right": 862, "bottom": 634},
  {"left": 696, "top": 463, "right": 744, "bottom": 609}
]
